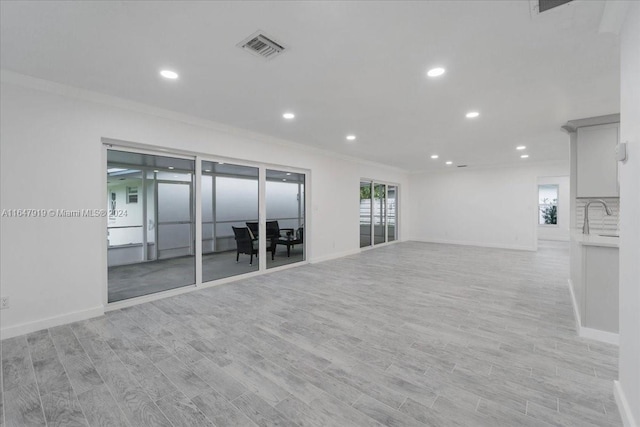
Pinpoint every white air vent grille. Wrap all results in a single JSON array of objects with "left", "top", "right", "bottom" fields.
[
  {"left": 529, "top": 0, "right": 573, "bottom": 17},
  {"left": 539, "top": 0, "right": 573, "bottom": 13},
  {"left": 237, "top": 31, "right": 286, "bottom": 60}
]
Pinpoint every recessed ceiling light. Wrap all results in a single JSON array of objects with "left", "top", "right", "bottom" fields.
[
  {"left": 160, "top": 70, "right": 179, "bottom": 80},
  {"left": 286, "top": 172, "right": 291, "bottom": 176},
  {"left": 204, "top": 169, "right": 211, "bottom": 172},
  {"left": 218, "top": 162, "right": 225, "bottom": 165},
  {"left": 168, "top": 166, "right": 174, "bottom": 170},
  {"left": 521, "top": 154, "right": 529, "bottom": 158},
  {"left": 282, "top": 112, "right": 295, "bottom": 120},
  {"left": 445, "top": 161, "right": 453, "bottom": 165},
  {"left": 282, "top": 179, "right": 287, "bottom": 182},
  {"left": 346, "top": 135, "right": 356, "bottom": 141},
  {"left": 516, "top": 145, "right": 526, "bottom": 150},
  {"left": 466, "top": 111, "right": 480, "bottom": 118},
  {"left": 431, "top": 154, "right": 439, "bottom": 159},
  {"left": 153, "top": 170, "right": 159, "bottom": 173},
  {"left": 427, "top": 67, "right": 446, "bottom": 77}
]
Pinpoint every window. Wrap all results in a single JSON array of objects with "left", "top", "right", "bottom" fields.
[
  {"left": 538, "top": 184, "right": 558, "bottom": 225},
  {"left": 126, "top": 186, "right": 138, "bottom": 203}
]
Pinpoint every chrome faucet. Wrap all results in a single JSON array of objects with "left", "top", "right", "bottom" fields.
[{"left": 582, "top": 199, "right": 612, "bottom": 234}]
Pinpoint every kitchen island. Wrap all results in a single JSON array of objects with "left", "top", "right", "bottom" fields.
[{"left": 569, "top": 231, "right": 619, "bottom": 344}]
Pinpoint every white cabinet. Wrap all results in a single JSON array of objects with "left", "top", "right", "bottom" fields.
[
  {"left": 576, "top": 123, "right": 619, "bottom": 198},
  {"left": 570, "top": 234, "right": 620, "bottom": 341},
  {"left": 583, "top": 245, "right": 619, "bottom": 333}
]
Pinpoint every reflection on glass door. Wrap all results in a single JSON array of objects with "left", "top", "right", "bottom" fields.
[
  {"left": 360, "top": 181, "right": 372, "bottom": 248},
  {"left": 266, "top": 169, "right": 305, "bottom": 268},
  {"left": 107, "top": 150, "right": 195, "bottom": 302},
  {"left": 374, "top": 183, "right": 386, "bottom": 245},
  {"left": 360, "top": 180, "right": 398, "bottom": 248},
  {"left": 387, "top": 185, "right": 397, "bottom": 242},
  {"left": 107, "top": 169, "right": 144, "bottom": 263},
  {"left": 158, "top": 180, "right": 192, "bottom": 259},
  {"left": 202, "top": 161, "right": 259, "bottom": 282}
]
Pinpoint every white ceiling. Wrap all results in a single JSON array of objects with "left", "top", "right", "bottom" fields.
[{"left": 0, "top": 1, "right": 620, "bottom": 171}]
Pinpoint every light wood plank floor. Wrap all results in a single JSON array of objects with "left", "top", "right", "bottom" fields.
[{"left": 1, "top": 241, "right": 621, "bottom": 426}]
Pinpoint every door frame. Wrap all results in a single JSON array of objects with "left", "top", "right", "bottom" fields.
[
  {"left": 103, "top": 141, "right": 311, "bottom": 309},
  {"left": 359, "top": 178, "right": 400, "bottom": 250}
]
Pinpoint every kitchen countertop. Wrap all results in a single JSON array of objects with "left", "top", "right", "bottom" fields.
[{"left": 571, "top": 231, "right": 619, "bottom": 248}]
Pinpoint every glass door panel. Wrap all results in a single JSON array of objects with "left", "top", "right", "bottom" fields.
[
  {"left": 202, "top": 161, "right": 259, "bottom": 282},
  {"left": 266, "top": 169, "right": 305, "bottom": 268},
  {"left": 107, "top": 169, "right": 144, "bottom": 264},
  {"left": 387, "top": 185, "right": 397, "bottom": 242},
  {"left": 107, "top": 150, "right": 195, "bottom": 303},
  {"left": 157, "top": 182, "right": 192, "bottom": 259},
  {"left": 374, "top": 183, "right": 386, "bottom": 245},
  {"left": 360, "top": 181, "right": 372, "bottom": 248},
  {"left": 145, "top": 170, "right": 157, "bottom": 261}
]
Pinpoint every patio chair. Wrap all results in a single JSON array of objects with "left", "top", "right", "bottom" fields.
[
  {"left": 232, "top": 226, "right": 258, "bottom": 265},
  {"left": 245, "top": 222, "right": 277, "bottom": 260}
]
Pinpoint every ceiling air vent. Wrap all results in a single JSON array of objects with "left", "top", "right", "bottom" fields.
[
  {"left": 529, "top": 0, "right": 573, "bottom": 16},
  {"left": 237, "top": 31, "right": 286, "bottom": 60},
  {"left": 457, "top": 165, "right": 468, "bottom": 168}
]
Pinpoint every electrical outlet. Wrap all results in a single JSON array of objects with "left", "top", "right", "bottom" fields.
[{"left": 0, "top": 296, "right": 9, "bottom": 309}]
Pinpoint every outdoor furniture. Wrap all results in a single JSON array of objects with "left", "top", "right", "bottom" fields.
[
  {"left": 246, "top": 221, "right": 259, "bottom": 239},
  {"left": 277, "top": 226, "right": 303, "bottom": 257},
  {"left": 244, "top": 222, "right": 277, "bottom": 260},
  {"left": 232, "top": 226, "right": 258, "bottom": 265}
]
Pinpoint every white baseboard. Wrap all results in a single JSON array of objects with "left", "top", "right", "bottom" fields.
[
  {"left": 567, "top": 279, "right": 619, "bottom": 345},
  {"left": 614, "top": 380, "right": 639, "bottom": 427},
  {"left": 580, "top": 326, "right": 619, "bottom": 345},
  {"left": 1, "top": 305, "right": 104, "bottom": 340},
  {"left": 410, "top": 237, "right": 536, "bottom": 252}
]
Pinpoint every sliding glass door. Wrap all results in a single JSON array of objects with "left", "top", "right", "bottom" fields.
[
  {"left": 107, "top": 147, "right": 309, "bottom": 303},
  {"left": 373, "top": 183, "right": 386, "bottom": 245},
  {"left": 266, "top": 169, "right": 305, "bottom": 268},
  {"left": 360, "top": 180, "right": 398, "bottom": 248},
  {"left": 107, "top": 150, "right": 195, "bottom": 302},
  {"left": 201, "top": 161, "right": 259, "bottom": 282},
  {"left": 387, "top": 185, "right": 397, "bottom": 242},
  {"left": 360, "top": 181, "right": 372, "bottom": 248}
]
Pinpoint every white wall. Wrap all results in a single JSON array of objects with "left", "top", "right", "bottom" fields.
[
  {"left": 537, "top": 175, "right": 570, "bottom": 241},
  {"left": 0, "top": 73, "right": 409, "bottom": 338},
  {"left": 617, "top": 3, "right": 640, "bottom": 426},
  {"left": 409, "top": 162, "right": 569, "bottom": 251}
]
